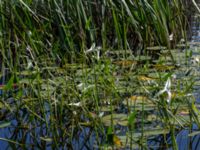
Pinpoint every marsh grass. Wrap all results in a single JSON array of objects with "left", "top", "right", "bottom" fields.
[{"left": 0, "top": 0, "right": 199, "bottom": 149}]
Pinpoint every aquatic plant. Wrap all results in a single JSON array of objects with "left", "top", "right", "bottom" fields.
[{"left": 0, "top": 0, "right": 199, "bottom": 149}]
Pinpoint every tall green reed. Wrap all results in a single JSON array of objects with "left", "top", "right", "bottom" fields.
[{"left": 0, "top": 0, "right": 187, "bottom": 67}]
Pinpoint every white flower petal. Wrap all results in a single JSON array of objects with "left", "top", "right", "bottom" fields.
[
  {"left": 68, "top": 102, "right": 81, "bottom": 107},
  {"left": 155, "top": 77, "right": 172, "bottom": 103},
  {"left": 99, "top": 112, "right": 104, "bottom": 117}
]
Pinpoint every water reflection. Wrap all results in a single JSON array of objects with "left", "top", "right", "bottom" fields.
[{"left": 174, "top": 124, "right": 200, "bottom": 150}]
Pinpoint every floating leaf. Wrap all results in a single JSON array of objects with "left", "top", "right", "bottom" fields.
[
  {"left": 129, "top": 95, "right": 148, "bottom": 101},
  {"left": 123, "top": 96, "right": 155, "bottom": 110},
  {"left": 16, "top": 70, "right": 37, "bottom": 76},
  {"left": 102, "top": 114, "right": 128, "bottom": 126},
  {"left": 147, "top": 114, "right": 157, "bottom": 122},
  {"left": 56, "top": 68, "right": 66, "bottom": 74},
  {"left": 132, "top": 128, "right": 170, "bottom": 138},
  {"left": 113, "top": 60, "right": 137, "bottom": 67},
  {"left": 146, "top": 46, "right": 167, "bottom": 51},
  {"left": 113, "top": 135, "right": 123, "bottom": 147},
  {"left": 106, "top": 50, "right": 132, "bottom": 55},
  {"left": 62, "top": 63, "right": 84, "bottom": 69},
  {"left": 178, "top": 109, "right": 189, "bottom": 116},
  {"left": 143, "top": 128, "right": 169, "bottom": 136},
  {"left": 116, "top": 135, "right": 140, "bottom": 149},
  {"left": 100, "top": 106, "right": 115, "bottom": 112},
  {"left": 135, "top": 105, "right": 156, "bottom": 111},
  {"left": 118, "top": 120, "right": 129, "bottom": 126},
  {"left": 124, "top": 96, "right": 152, "bottom": 104},
  {"left": 134, "top": 56, "right": 151, "bottom": 61},
  {"left": 89, "top": 112, "right": 97, "bottom": 117},
  {"left": 137, "top": 75, "right": 157, "bottom": 81},
  {"left": 152, "top": 64, "right": 175, "bottom": 71}
]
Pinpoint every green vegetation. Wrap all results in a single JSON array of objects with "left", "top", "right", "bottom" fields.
[{"left": 0, "top": 0, "right": 200, "bottom": 149}]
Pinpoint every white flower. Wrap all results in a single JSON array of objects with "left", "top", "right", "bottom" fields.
[
  {"left": 191, "top": 56, "right": 200, "bottom": 64},
  {"left": 84, "top": 43, "right": 102, "bottom": 60},
  {"left": 85, "top": 43, "right": 96, "bottom": 54},
  {"left": 99, "top": 112, "right": 104, "bottom": 117},
  {"left": 156, "top": 78, "right": 172, "bottom": 103},
  {"left": 73, "top": 111, "right": 77, "bottom": 115},
  {"left": 169, "top": 34, "right": 173, "bottom": 41},
  {"left": 27, "top": 59, "right": 33, "bottom": 69}
]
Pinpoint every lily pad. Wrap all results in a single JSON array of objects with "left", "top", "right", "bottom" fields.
[
  {"left": 100, "top": 106, "right": 116, "bottom": 112},
  {"left": 16, "top": 70, "right": 38, "bottom": 76},
  {"left": 123, "top": 96, "right": 155, "bottom": 111},
  {"left": 116, "top": 135, "right": 140, "bottom": 149},
  {"left": 136, "top": 128, "right": 169, "bottom": 137},
  {"left": 178, "top": 109, "right": 190, "bottom": 116},
  {"left": 129, "top": 95, "right": 148, "bottom": 101},
  {"left": 147, "top": 114, "right": 158, "bottom": 122},
  {"left": 152, "top": 64, "right": 175, "bottom": 71},
  {"left": 106, "top": 50, "right": 133, "bottom": 55},
  {"left": 113, "top": 134, "right": 123, "bottom": 148},
  {"left": 134, "top": 56, "right": 151, "bottom": 61},
  {"left": 113, "top": 60, "right": 137, "bottom": 67},
  {"left": 146, "top": 46, "right": 167, "bottom": 51},
  {"left": 123, "top": 96, "right": 153, "bottom": 105},
  {"left": 102, "top": 113, "right": 128, "bottom": 126},
  {"left": 137, "top": 75, "right": 157, "bottom": 81}
]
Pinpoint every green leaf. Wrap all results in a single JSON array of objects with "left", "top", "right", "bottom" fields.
[
  {"left": 4, "top": 76, "right": 14, "bottom": 90},
  {"left": 107, "top": 126, "right": 113, "bottom": 135},
  {"left": 128, "top": 111, "right": 136, "bottom": 128},
  {"left": 0, "top": 101, "right": 4, "bottom": 109},
  {"left": 16, "top": 90, "right": 23, "bottom": 99},
  {"left": 0, "top": 121, "right": 11, "bottom": 128}
]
